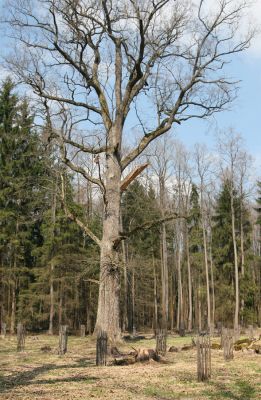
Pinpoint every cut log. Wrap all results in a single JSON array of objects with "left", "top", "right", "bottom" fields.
[
  {"left": 234, "top": 338, "right": 251, "bottom": 346},
  {"left": 111, "top": 346, "right": 124, "bottom": 357},
  {"left": 123, "top": 335, "right": 146, "bottom": 342},
  {"left": 169, "top": 346, "right": 179, "bottom": 352},
  {"left": 113, "top": 356, "right": 136, "bottom": 366},
  {"left": 181, "top": 344, "right": 194, "bottom": 351},
  {"left": 248, "top": 339, "right": 261, "bottom": 354},
  {"left": 135, "top": 348, "right": 160, "bottom": 362},
  {"left": 211, "top": 342, "right": 221, "bottom": 350},
  {"left": 41, "top": 345, "right": 52, "bottom": 352}
]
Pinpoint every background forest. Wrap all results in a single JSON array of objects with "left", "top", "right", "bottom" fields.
[{"left": 0, "top": 78, "right": 260, "bottom": 335}]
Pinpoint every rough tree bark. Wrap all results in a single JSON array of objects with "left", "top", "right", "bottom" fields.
[{"left": 95, "top": 148, "right": 122, "bottom": 341}]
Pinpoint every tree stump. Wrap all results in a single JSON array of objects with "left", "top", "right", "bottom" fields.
[
  {"left": 1, "top": 322, "right": 6, "bottom": 338},
  {"left": 156, "top": 328, "right": 167, "bottom": 355},
  {"left": 17, "top": 323, "right": 25, "bottom": 351},
  {"left": 248, "top": 325, "right": 254, "bottom": 341},
  {"left": 209, "top": 323, "right": 215, "bottom": 337},
  {"left": 179, "top": 322, "right": 185, "bottom": 337},
  {"left": 223, "top": 329, "right": 234, "bottom": 361},
  {"left": 96, "top": 330, "right": 108, "bottom": 366},
  {"left": 80, "top": 324, "right": 86, "bottom": 337},
  {"left": 196, "top": 335, "right": 211, "bottom": 382},
  {"left": 234, "top": 325, "right": 240, "bottom": 342},
  {"left": 221, "top": 327, "right": 228, "bottom": 348},
  {"left": 58, "top": 325, "right": 68, "bottom": 355},
  {"left": 217, "top": 321, "right": 222, "bottom": 336}
]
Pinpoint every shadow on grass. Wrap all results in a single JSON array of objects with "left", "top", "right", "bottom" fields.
[
  {"left": 204, "top": 380, "right": 256, "bottom": 400},
  {"left": 0, "top": 358, "right": 98, "bottom": 393}
]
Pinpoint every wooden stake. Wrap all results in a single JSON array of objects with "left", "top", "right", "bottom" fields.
[
  {"left": 96, "top": 330, "right": 108, "bottom": 366},
  {"left": 58, "top": 325, "right": 68, "bottom": 355},
  {"left": 17, "top": 323, "right": 25, "bottom": 351},
  {"left": 196, "top": 335, "right": 211, "bottom": 381}
]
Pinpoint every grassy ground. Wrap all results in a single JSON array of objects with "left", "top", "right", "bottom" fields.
[{"left": 0, "top": 333, "right": 260, "bottom": 400}]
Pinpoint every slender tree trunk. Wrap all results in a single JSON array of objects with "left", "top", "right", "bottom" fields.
[
  {"left": 132, "top": 265, "right": 135, "bottom": 335},
  {"left": 198, "top": 291, "right": 202, "bottom": 332},
  {"left": 120, "top": 208, "right": 128, "bottom": 332},
  {"left": 209, "top": 241, "right": 215, "bottom": 328},
  {"left": 161, "top": 222, "right": 168, "bottom": 329},
  {"left": 153, "top": 253, "right": 158, "bottom": 331},
  {"left": 48, "top": 175, "right": 58, "bottom": 335},
  {"left": 169, "top": 268, "right": 174, "bottom": 332},
  {"left": 58, "top": 281, "right": 63, "bottom": 326},
  {"left": 186, "top": 223, "right": 192, "bottom": 331},
  {"left": 177, "top": 227, "right": 184, "bottom": 331},
  {"left": 48, "top": 260, "right": 55, "bottom": 335},
  {"left": 0, "top": 258, "right": 3, "bottom": 327},
  {"left": 201, "top": 201, "right": 211, "bottom": 331},
  {"left": 86, "top": 283, "right": 92, "bottom": 334},
  {"left": 231, "top": 192, "right": 239, "bottom": 332},
  {"left": 10, "top": 283, "right": 16, "bottom": 334},
  {"left": 240, "top": 203, "right": 245, "bottom": 325}
]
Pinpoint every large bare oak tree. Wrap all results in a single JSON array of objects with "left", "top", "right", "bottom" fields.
[{"left": 3, "top": 0, "right": 254, "bottom": 341}]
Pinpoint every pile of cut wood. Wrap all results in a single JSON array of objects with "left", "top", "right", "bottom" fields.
[
  {"left": 113, "top": 347, "right": 160, "bottom": 365},
  {"left": 233, "top": 337, "right": 261, "bottom": 353}
]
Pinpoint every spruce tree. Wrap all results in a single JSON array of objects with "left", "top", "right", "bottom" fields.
[{"left": 0, "top": 79, "right": 47, "bottom": 331}]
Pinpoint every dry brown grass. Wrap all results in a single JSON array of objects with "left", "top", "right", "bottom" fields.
[{"left": 0, "top": 333, "right": 260, "bottom": 400}]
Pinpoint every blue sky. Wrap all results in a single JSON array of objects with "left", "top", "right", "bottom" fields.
[
  {"left": 175, "top": 51, "right": 261, "bottom": 176},
  {"left": 0, "top": 0, "right": 260, "bottom": 177}
]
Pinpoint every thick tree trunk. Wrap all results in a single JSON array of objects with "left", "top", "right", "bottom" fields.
[{"left": 95, "top": 150, "right": 121, "bottom": 342}]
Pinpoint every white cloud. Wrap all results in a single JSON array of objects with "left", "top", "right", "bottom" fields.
[{"left": 247, "top": 1, "right": 261, "bottom": 58}]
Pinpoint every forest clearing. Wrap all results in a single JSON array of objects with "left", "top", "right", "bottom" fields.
[{"left": 0, "top": 332, "right": 260, "bottom": 400}]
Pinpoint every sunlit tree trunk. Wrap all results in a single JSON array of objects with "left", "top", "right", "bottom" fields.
[
  {"left": 95, "top": 132, "right": 122, "bottom": 341},
  {"left": 231, "top": 190, "right": 239, "bottom": 332},
  {"left": 186, "top": 223, "right": 192, "bottom": 331}
]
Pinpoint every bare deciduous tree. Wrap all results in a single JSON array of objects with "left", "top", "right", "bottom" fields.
[{"left": 3, "top": 0, "right": 254, "bottom": 341}]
